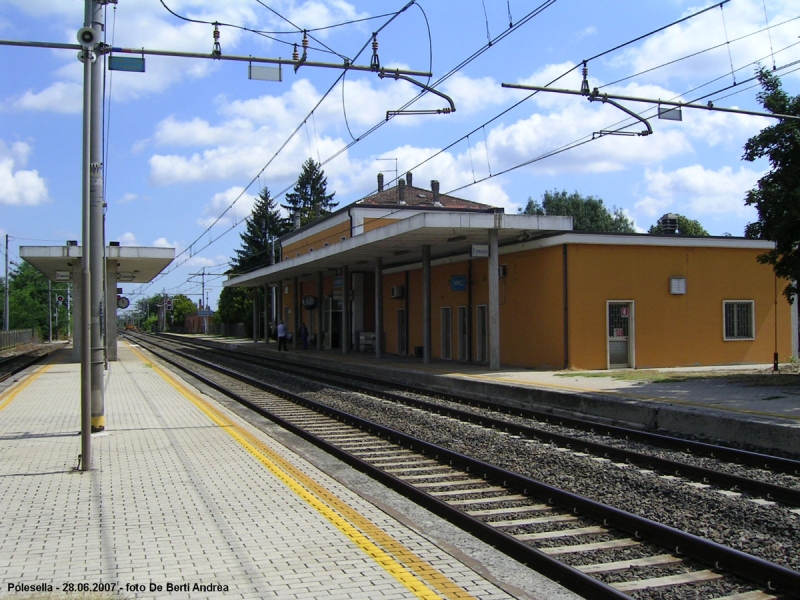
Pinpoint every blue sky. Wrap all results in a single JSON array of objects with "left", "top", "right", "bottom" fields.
[{"left": 2, "top": 0, "right": 799, "bottom": 311}]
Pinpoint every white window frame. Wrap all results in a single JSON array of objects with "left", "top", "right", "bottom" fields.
[{"left": 723, "top": 300, "right": 755, "bottom": 341}]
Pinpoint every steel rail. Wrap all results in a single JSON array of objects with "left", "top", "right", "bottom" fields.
[
  {"left": 132, "top": 334, "right": 800, "bottom": 598},
  {"left": 0, "top": 347, "right": 62, "bottom": 383},
  {"left": 156, "top": 332, "right": 800, "bottom": 476}
]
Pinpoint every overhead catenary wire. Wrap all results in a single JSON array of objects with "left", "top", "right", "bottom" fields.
[
  {"left": 447, "top": 50, "right": 800, "bottom": 197},
  {"left": 141, "top": 0, "right": 731, "bottom": 296},
  {"left": 599, "top": 14, "right": 800, "bottom": 90},
  {"left": 719, "top": 3, "right": 737, "bottom": 85},
  {"left": 134, "top": 2, "right": 419, "bottom": 294},
  {"left": 158, "top": 0, "right": 342, "bottom": 57},
  {"left": 396, "top": 1, "right": 787, "bottom": 193},
  {"left": 138, "top": 0, "right": 793, "bottom": 296}
]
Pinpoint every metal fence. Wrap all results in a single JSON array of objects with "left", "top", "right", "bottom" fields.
[{"left": 0, "top": 329, "right": 37, "bottom": 352}]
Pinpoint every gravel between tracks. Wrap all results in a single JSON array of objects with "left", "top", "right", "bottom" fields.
[{"left": 183, "top": 346, "right": 800, "bottom": 575}]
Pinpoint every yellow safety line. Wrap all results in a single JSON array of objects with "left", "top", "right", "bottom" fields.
[
  {"left": 458, "top": 373, "right": 800, "bottom": 422},
  {"left": 0, "top": 363, "right": 55, "bottom": 412},
  {"left": 126, "top": 343, "right": 476, "bottom": 600}
]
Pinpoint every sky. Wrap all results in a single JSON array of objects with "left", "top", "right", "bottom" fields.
[{"left": 1, "top": 0, "right": 799, "bottom": 312}]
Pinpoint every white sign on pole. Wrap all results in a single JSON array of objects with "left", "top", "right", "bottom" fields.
[
  {"left": 55, "top": 270, "right": 71, "bottom": 281},
  {"left": 249, "top": 64, "right": 282, "bottom": 82},
  {"left": 471, "top": 244, "right": 489, "bottom": 258}
]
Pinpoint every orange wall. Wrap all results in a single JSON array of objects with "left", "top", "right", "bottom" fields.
[
  {"left": 566, "top": 244, "right": 792, "bottom": 369},
  {"left": 382, "top": 272, "right": 408, "bottom": 354},
  {"left": 363, "top": 217, "right": 400, "bottom": 233},
  {"left": 282, "top": 220, "right": 350, "bottom": 258},
  {"left": 497, "top": 245, "right": 566, "bottom": 368}
]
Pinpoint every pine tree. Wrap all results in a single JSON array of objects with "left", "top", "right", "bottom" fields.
[
  {"left": 233, "top": 187, "right": 287, "bottom": 274},
  {"left": 281, "top": 158, "right": 337, "bottom": 228}
]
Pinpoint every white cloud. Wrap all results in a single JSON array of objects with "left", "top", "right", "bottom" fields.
[
  {"left": 440, "top": 73, "right": 509, "bottom": 115},
  {"left": 117, "top": 193, "right": 139, "bottom": 205},
  {"left": 116, "top": 232, "right": 139, "bottom": 246},
  {"left": 613, "top": 0, "right": 800, "bottom": 86},
  {"left": 183, "top": 254, "right": 227, "bottom": 269},
  {"left": 637, "top": 164, "right": 763, "bottom": 221},
  {"left": 153, "top": 116, "right": 254, "bottom": 147},
  {"left": 153, "top": 237, "right": 179, "bottom": 249},
  {"left": 195, "top": 186, "right": 257, "bottom": 230},
  {"left": 12, "top": 82, "right": 82, "bottom": 114},
  {"left": 0, "top": 140, "right": 49, "bottom": 206}
]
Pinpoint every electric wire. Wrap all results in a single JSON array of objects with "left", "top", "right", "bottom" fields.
[
  {"left": 341, "top": 1, "right": 432, "bottom": 142},
  {"left": 447, "top": 50, "right": 800, "bottom": 197},
  {"left": 138, "top": 1, "right": 794, "bottom": 295},
  {"left": 142, "top": 0, "right": 728, "bottom": 294},
  {"left": 251, "top": 0, "right": 349, "bottom": 62},
  {"left": 317, "top": 0, "right": 562, "bottom": 173},
  {"left": 482, "top": 0, "right": 492, "bottom": 45},
  {"left": 599, "top": 15, "right": 800, "bottom": 89},
  {"left": 158, "top": 0, "right": 339, "bottom": 56},
  {"left": 391, "top": 3, "right": 796, "bottom": 195},
  {"left": 720, "top": 3, "right": 737, "bottom": 85},
  {"left": 762, "top": 0, "right": 777, "bottom": 70},
  {"left": 135, "top": 2, "right": 417, "bottom": 293}
]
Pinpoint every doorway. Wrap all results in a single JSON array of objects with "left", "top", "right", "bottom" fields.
[{"left": 607, "top": 301, "right": 634, "bottom": 368}]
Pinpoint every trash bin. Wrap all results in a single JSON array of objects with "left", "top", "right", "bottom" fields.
[{"left": 413, "top": 346, "right": 423, "bottom": 358}]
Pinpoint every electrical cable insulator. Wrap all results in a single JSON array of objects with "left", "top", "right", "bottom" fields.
[
  {"left": 302, "top": 31, "right": 309, "bottom": 51},
  {"left": 580, "top": 61, "right": 590, "bottom": 95},
  {"left": 212, "top": 22, "right": 221, "bottom": 57},
  {"left": 293, "top": 44, "right": 299, "bottom": 61},
  {"left": 370, "top": 33, "right": 380, "bottom": 71}
]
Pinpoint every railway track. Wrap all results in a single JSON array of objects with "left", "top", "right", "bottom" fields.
[
  {"left": 152, "top": 332, "right": 800, "bottom": 507},
  {"left": 126, "top": 333, "right": 800, "bottom": 600},
  {"left": 0, "top": 346, "right": 61, "bottom": 383}
]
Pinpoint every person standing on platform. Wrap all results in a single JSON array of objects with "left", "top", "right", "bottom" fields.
[
  {"left": 277, "top": 321, "right": 288, "bottom": 351},
  {"left": 299, "top": 323, "right": 309, "bottom": 350}
]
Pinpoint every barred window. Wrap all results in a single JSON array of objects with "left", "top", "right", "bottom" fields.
[{"left": 724, "top": 301, "right": 754, "bottom": 340}]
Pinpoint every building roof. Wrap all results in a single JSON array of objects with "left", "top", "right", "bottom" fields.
[
  {"left": 225, "top": 212, "right": 574, "bottom": 288},
  {"left": 357, "top": 182, "right": 492, "bottom": 211},
  {"left": 20, "top": 244, "right": 175, "bottom": 283}
]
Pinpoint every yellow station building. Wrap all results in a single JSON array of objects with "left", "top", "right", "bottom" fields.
[{"left": 225, "top": 173, "right": 796, "bottom": 371}]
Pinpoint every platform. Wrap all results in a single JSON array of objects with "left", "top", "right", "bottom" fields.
[
  {"left": 0, "top": 343, "right": 577, "bottom": 600},
  {"left": 192, "top": 334, "right": 800, "bottom": 457}
]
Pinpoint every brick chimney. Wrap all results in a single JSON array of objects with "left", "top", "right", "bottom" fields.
[
  {"left": 398, "top": 177, "right": 406, "bottom": 205},
  {"left": 431, "top": 180, "right": 440, "bottom": 204},
  {"left": 406, "top": 171, "right": 413, "bottom": 187},
  {"left": 377, "top": 172, "right": 384, "bottom": 192}
]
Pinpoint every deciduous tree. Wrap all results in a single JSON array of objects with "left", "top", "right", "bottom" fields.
[
  {"left": 648, "top": 214, "right": 709, "bottom": 236},
  {"left": 520, "top": 190, "right": 635, "bottom": 233},
  {"left": 742, "top": 68, "right": 800, "bottom": 301}
]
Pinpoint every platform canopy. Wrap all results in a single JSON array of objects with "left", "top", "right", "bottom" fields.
[
  {"left": 20, "top": 244, "right": 175, "bottom": 283},
  {"left": 224, "top": 211, "right": 572, "bottom": 288}
]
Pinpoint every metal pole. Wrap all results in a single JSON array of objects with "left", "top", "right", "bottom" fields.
[
  {"left": 88, "top": 0, "right": 105, "bottom": 432},
  {"left": 48, "top": 280, "right": 52, "bottom": 344},
  {"left": 500, "top": 83, "right": 800, "bottom": 122},
  {"left": 488, "top": 229, "right": 500, "bottom": 371},
  {"left": 4, "top": 234, "right": 9, "bottom": 331},
  {"left": 80, "top": 32, "right": 92, "bottom": 471}
]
